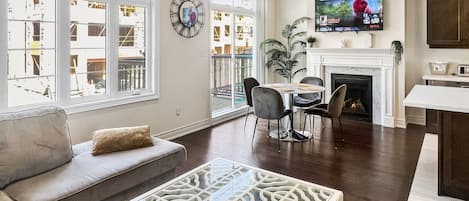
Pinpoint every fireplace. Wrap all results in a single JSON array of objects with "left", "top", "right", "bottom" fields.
[{"left": 331, "top": 74, "right": 373, "bottom": 122}]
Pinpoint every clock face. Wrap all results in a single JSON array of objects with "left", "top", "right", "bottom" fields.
[{"left": 170, "top": 0, "right": 205, "bottom": 38}]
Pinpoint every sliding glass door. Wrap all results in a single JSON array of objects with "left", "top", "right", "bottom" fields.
[{"left": 210, "top": 0, "right": 257, "bottom": 116}]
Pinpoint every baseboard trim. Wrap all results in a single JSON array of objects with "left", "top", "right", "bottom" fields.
[
  {"left": 395, "top": 118, "right": 407, "bottom": 128},
  {"left": 155, "top": 109, "right": 249, "bottom": 140},
  {"left": 407, "top": 115, "right": 425, "bottom": 126},
  {"left": 156, "top": 119, "right": 212, "bottom": 140}
]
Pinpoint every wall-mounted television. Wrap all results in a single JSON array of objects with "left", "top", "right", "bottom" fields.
[{"left": 315, "top": 0, "right": 383, "bottom": 32}]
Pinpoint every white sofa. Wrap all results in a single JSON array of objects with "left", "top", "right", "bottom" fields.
[{"left": 0, "top": 106, "right": 186, "bottom": 201}]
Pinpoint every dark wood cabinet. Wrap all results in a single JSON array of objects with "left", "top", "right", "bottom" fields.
[
  {"left": 426, "top": 109, "right": 441, "bottom": 133},
  {"left": 427, "top": 0, "right": 469, "bottom": 48},
  {"left": 439, "top": 111, "right": 469, "bottom": 200}
]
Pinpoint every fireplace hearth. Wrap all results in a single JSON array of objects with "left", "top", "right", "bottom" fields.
[{"left": 331, "top": 74, "right": 373, "bottom": 122}]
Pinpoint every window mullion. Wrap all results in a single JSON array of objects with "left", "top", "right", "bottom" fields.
[
  {"left": 0, "top": 0, "right": 8, "bottom": 110},
  {"left": 108, "top": 2, "right": 119, "bottom": 97},
  {"left": 57, "top": 0, "right": 71, "bottom": 106},
  {"left": 230, "top": 12, "right": 236, "bottom": 109}
]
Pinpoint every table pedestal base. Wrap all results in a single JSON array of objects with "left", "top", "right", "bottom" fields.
[{"left": 268, "top": 129, "right": 314, "bottom": 142}]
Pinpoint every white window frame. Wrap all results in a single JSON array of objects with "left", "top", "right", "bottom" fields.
[
  {"left": 209, "top": 0, "right": 264, "bottom": 117},
  {"left": 0, "top": 0, "right": 160, "bottom": 114}
]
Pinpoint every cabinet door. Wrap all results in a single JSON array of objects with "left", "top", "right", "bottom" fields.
[
  {"left": 427, "top": 0, "right": 467, "bottom": 48},
  {"left": 440, "top": 112, "right": 469, "bottom": 200}
]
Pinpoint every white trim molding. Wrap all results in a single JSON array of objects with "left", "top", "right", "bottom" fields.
[
  {"left": 306, "top": 48, "right": 401, "bottom": 128},
  {"left": 157, "top": 108, "right": 248, "bottom": 140}
]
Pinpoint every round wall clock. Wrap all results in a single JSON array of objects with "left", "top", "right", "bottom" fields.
[{"left": 170, "top": 0, "right": 205, "bottom": 38}]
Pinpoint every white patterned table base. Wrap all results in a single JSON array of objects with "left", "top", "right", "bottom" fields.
[{"left": 133, "top": 159, "right": 343, "bottom": 201}]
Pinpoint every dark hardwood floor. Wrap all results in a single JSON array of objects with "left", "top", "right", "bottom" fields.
[{"left": 173, "top": 115, "right": 426, "bottom": 201}]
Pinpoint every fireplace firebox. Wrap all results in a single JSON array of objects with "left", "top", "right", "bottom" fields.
[{"left": 331, "top": 74, "right": 373, "bottom": 122}]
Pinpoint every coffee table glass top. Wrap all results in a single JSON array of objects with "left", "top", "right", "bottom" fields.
[{"left": 132, "top": 158, "right": 343, "bottom": 201}]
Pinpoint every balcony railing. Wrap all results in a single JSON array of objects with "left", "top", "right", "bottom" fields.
[
  {"left": 211, "top": 54, "right": 253, "bottom": 99},
  {"left": 118, "top": 58, "right": 146, "bottom": 92}
]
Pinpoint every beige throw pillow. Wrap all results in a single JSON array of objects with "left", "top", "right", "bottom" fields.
[{"left": 92, "top": 125, "right": 154, "bottom": 156}]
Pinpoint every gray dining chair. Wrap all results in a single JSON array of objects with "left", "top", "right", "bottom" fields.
[
  {"left": 304, "top": 84, "right": 347, "bottom": 149},
  {"left": 293, "top": 77, "right": 324, "bottom": 138},
  {"left": 252, "top": 86, "right": 292, "bottom": 152},
  {"left": 243, "top": 77, "right": 260, "bottom": 131}
]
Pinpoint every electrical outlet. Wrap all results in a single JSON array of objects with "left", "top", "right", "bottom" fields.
[{"left": 176, "top": 108, "right": 182, "bottom": 116}]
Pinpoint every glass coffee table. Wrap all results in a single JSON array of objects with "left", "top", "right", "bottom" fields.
[{"left": 132, "top": 158, "right": 343, "bottom": 201}]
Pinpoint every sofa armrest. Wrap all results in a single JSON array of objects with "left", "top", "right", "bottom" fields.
[{"left": 0, "top": 191, "right": 13, "bottom": 201}]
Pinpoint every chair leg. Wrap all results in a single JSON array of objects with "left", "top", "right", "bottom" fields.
[
  {"left": 244, "top": 107, "right": 250, "bottom": 132},
  {"left": 277, "top": 119, "right": 281, "bottom": 152},
  {"left": 310, "top": 115, "right": 314, "bottom": 141},
  {"left": 321, "top": 116, "right": 325, "bottom": 129},
  {"left": 331, "top": 118, "right": 338, "bottom": 150},
  {"left": 299, "top": 111, "right": 302, "bottom": 130},
  {"left": 252, "top": 117, "right": 259, "bottom": 144},
  {"left": 339, "top": 116, "right": 345, "bottom": 142},
  {"left": 267, "top": 120, "right": 271, "bottom": 138},
  {"left": 303, "top": 113, "right": 308, "bottom": 135}
]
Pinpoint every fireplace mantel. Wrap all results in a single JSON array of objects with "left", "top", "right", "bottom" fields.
[{"left": 306, "top": 48, "right": 400, "bottom": 128}]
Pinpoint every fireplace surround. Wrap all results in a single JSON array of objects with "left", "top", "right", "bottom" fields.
[{"left": 306, "top": 48, "right": 401, "bottom": 128}]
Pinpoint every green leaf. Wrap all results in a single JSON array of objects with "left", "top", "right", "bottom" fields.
[
  {"left": 290, "top": 31, "right": 307, "bottom": 41},
  {"left": 260, "top": 39, "right": 287, "bottom": 51},
  {"left": 274, "top": 68, "right": 289, "bottom": 79},
  {"left": 292, "top": 51, "right": 306, "bottom": 61},
  {"left": 265, "top": 49, "right": 287, "bottom": 56},
  {"left": 266, "top": 59, "right": 286, "bottom": 69},
  {"left": 290, "top": 41, "right": 307, "bottom": 50},
  {"left": 292, "top": 68, "right": 307, "bottom": 76},
  {"left": 282, "top": 25, "right": 292, "bottom": 38},
  {"left": 291, "top": 17, "right": 312, "bottom": 27},
  {"left": 265, "top": 49, "right": 288, "bottom": 60}
]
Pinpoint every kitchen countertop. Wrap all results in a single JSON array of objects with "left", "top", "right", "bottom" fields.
[
  {"left": 423, "top": 74, "right": 469, "bottom": 83},
  {"left": 404, "top": 85, "right": 469, "bottom": 113}
]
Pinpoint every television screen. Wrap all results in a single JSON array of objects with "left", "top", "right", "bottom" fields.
[{"left": 315, "top": 0, "right": 383, "bottom": 32}]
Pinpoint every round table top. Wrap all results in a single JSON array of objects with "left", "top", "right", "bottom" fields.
[{"left": 263, "top": 83, "right": 325, "bottom": 94}]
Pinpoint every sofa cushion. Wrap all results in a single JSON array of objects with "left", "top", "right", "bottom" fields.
[
  {"left": 4, "top": 138, "right": 186, "bottom": 201},
  {"left": 0, "top": 191, "right": 13, "bottom": 201},
  {"left": 0, "top": 106, "right": 72, "bottom": 189},
  {"left": 92, "top": 125, "right": 153, "bottom": 156}
]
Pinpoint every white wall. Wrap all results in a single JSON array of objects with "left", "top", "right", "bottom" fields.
[
  {"left": 271, "top": 0, "right": 407, "bottom": 126},
  {"left": 68, "top": 0, "right": 211, "bottom": 144}
]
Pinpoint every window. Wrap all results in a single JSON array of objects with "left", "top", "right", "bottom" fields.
[
  {"left": 224, "top": 25, "right": 230, "bottom": 37},
  {"left": 236, "top": 25, "right": 243, "bottom": 40},
  {"left": 118, "top": 5, "right": 146, "bottom": 92},
  {"left": 6, "top": 0, "right": 56, "bottom": 107},
  {"left": 213, "top": 26, "right": 220, "bottom": 42},
  {"left": 119, "top": 25, "right": 135, "bottom": 47},
  {"left": 70, "top": 55, "right": 78, "bottom": 74},
  {"left": 88, "top": 23, "right": 106, "bottom": 37},
  {"left": 70, "top": 21, "right": 78, "bottom": 41},
  {"left": 32, "top": 55, "right": 40, "bottom": 75},
  {"left": 214, "top": 12, "right": 222, "bottom": 21},
  {"left": 1, "top": 0, "right": 157, "bottom": 112},
  {"left": 33, "top": 21, "right": 41, "bottom": 41},
  {"left": 88, "top": 2, "right": 105, "bottom": 9},
  {"left": 210, "top": 0, "right": 257, "bottom": 115}
]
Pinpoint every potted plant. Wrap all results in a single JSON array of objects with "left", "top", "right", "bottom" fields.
[
  {"left": 391, "top": 40, "right": 403, "bottom": 65},
  {"left": 307, "top": 36, "right": 316, "bottom": 48},
  {"left": 261, "top": 17, "right": 312, "bottom": 83}
]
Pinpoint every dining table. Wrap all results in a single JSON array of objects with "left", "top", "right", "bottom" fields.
[{"left": 263, "top": 83, "right": 325, "bottom": 142}]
